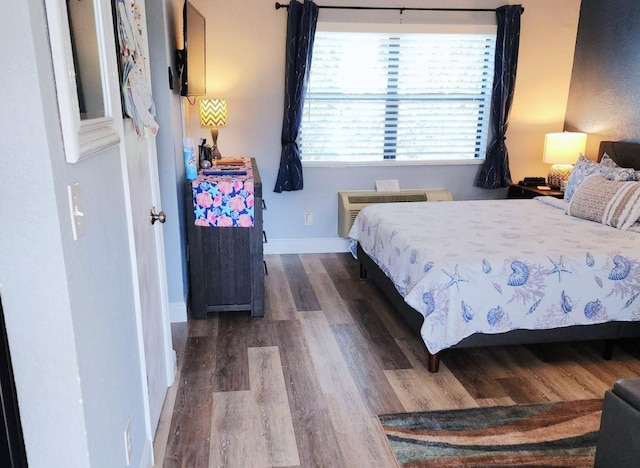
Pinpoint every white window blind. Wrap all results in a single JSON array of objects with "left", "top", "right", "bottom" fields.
[{"left": 300, "top": 29, "right": 496, "bottom": 162}]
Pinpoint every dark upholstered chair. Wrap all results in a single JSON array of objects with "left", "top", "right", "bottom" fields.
[{"left": 595, "top": 378, "right": 640, "bottom": 467}]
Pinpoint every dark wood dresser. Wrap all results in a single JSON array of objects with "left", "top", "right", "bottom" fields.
[{"left": 184, "top": 158, "right": 264, "bottom": 318}]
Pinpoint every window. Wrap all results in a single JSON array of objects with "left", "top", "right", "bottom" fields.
[{"left": 300, "top": 26, "right": 496, "bottom": 163}]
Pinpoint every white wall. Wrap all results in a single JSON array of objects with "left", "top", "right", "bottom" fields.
[
  {"left": 184, "top": 0, "right": 580, "bottom": 250},
  {"left": 0, "top": 1, "right": 150, "bottom": 467}
]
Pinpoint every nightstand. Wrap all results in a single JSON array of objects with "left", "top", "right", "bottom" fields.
[{"left": 507, "top": 185, "right": 564, "bottom": 199}]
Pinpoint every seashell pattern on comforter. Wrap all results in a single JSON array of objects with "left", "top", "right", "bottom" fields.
[{"left": 350, "top": 198, "right": 640, "bottom": 354}]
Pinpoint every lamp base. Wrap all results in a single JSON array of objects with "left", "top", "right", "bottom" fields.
[
  {"left": 210, "top": 128, "right": 222, "bottom": 160},
  {"left": 548, "top": 163, "right": 573, "bottom": 190}
]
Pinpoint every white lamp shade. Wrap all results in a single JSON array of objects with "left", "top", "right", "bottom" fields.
[{"left": 543, "top": 132, "right": 587, "bottom": 165}]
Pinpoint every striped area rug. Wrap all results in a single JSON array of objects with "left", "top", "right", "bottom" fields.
[{"left": 379, "top": 399, "right": 601, "bottom": 467}]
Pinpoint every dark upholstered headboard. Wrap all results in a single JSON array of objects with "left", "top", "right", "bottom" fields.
[{"left": 598, "top": 141, "right": 640, "bottom": 170}]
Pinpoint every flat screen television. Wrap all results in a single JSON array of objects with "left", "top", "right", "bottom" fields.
[{"left": 178, "top": 1, "right": 206, "bottom": 97}]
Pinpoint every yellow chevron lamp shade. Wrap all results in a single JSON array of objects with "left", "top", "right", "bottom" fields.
[
  {"left": 200, "top": 99, "right": 227, "bottom": 127},
  {"left": 200, "top": 99, "right": 227, "bottom": 160}
]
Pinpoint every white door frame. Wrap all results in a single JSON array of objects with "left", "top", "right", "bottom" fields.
[
  {"left": 110, "top": 0, "right": 175, "bottom": 449},
  {"left": 117, "top": 125, "right": 176, "bottom": 438}
]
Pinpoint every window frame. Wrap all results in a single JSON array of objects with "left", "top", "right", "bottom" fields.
[{"left": 300, "top": 22, "right": 497, "bottom": 168}]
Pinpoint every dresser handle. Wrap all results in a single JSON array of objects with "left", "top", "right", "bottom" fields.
[
  {"left": 263, "top": 231, "right": 267, "bottom": 243},
  {"left": 263, "top": 260, "right": 268, "bottom": 276},
  {"left": 262, "top": 199, "right": 267, "bottom": 210}
]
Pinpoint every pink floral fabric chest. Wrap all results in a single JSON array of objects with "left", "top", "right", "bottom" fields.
[{"left": 191, "top": 158, "right": 255, "bottom": 227}]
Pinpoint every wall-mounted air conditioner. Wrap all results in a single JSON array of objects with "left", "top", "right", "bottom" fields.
[{"left": 337, "top": 189, "right": 452, "bottom": 238}]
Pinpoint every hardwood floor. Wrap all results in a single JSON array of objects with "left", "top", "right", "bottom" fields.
[{"left": 154, "top": 253, "right": 640, "bottom": 467}]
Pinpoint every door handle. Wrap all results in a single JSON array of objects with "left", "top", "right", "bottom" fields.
[{"left": 150, "top": 207, "right": 166, "bottom": 225}]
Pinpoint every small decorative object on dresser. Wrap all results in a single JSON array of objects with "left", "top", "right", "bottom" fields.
[{"left": 184, "top": 157, "right": 264, "bottom": 318}]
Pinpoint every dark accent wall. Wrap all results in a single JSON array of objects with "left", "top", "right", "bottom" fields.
[{"left": 565, "top": 0, "right": 640, "bottom": 145}]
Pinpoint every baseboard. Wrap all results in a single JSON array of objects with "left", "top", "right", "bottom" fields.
[
  {"left": 167, "top": 348, "right": 177, "bottom": 385},
  {"left": 169, "top": 301, "right": 187, "bottom": 323},
  {"left": 139, "top": 437, "right": 153, "bottom": 468},
  {"left": 264, "top": 237, "right": 351, "bottom": 255}
]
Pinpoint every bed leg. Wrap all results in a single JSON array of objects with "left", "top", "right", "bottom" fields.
[
  {"left": 359, "top": 263, "right": 367, "bottom": 279},
  {"left": 603, "top": 340, "right": 614, "bottom": 360},
  {"left": 427, "top": 352, "right": 440, "bottom": 373}
]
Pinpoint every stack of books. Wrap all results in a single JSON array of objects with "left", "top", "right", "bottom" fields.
[
  {"left": 214, "top": 158, "right": 245, "bottom": 166},
  {"left": 203, "top": 157, "right": 248, "bottom": 176}
]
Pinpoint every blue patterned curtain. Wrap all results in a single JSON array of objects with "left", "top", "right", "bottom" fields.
[
  {"left": 476, "top": 5, "right": 523, "bottom": 189},
  {"left": 274, "top": 0, "right": 319, "bottom": 193}
]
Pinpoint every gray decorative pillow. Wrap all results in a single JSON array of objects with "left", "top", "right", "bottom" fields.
[
  {"left": 599, "top": 164, "right": 637, "bottom": 182},
  {"left": 563, "top": 155, "right": 600, "bottom": 202},
  {"left": 564, "top": 154, "right": 637, "bottom": 202},
  {"left": 599, "top": 153, "right": 617, "bottom": 167},
  {"left": 598, "top": 152, "right": 638, "bottom": 180},
  {"left": 566, "top": 175, "right": 640, "bottom": 230}
]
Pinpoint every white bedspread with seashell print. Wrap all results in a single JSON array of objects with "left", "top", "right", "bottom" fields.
[{"left": 349, "top": 197, "right": 640, "bottom": 354}]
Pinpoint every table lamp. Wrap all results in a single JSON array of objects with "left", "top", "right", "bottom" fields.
[
  {"left": 543, "top": 132, "right": 587, "bottom": 189},
  {"left": 199, "top": 98, "right": 227, "bottom": 160}
]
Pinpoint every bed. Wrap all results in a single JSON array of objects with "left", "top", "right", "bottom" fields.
[{"left": 351, "top": 141, "right": 640, "bottom": 372}]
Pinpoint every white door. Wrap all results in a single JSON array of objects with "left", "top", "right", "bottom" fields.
[
  {"left": 123, "top": 121, "right": 173, "bottom": 433},
  {"left": 113, "top": 0, "right": 174, "bottom": 436}
]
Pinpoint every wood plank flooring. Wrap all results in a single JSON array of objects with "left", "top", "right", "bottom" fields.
[{"left": 155, "top": 253, "right": 640, "bottom": 468}]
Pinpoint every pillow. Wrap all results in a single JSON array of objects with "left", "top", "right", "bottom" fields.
[
  {"left": 563, "top": 155, "right": 600, "bottom": 202},
  {"left": 599, "top": 163, "right": 637, "bottom": 182},
  {"left": 599, "top": 152, "right": 618, "bottom": 167},
  {"left": 598, "top": 152, "right": 637, "bottom": 180},
  {"left": 564, "top": 154, "right": 637, "bottom": 202},
  {"left": 566, "top": 175, "right": 640, "bottom": 230}
]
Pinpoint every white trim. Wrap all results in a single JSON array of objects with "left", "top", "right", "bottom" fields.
[
  {"left": 139, "top": 437, "right": 153, "bottom": 468},
  {"left": 302, "top": 158, "right": 485, "bottom": 168},
  {"left": 264, "top": 237, "right": 351, "bottom": 255},
  {"left": 44, "top": 0, "right": 121, "bottom": 163},
  {"left": 169, "top": 301, "right": 187, "bottom": 323}
]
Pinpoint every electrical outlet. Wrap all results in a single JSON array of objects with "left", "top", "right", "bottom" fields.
[
  {"left": 304, "top": 212, "right": 313, "bottom": 225},
  {"left": 124, "top": 420, "right": 132, "bottom": 466}
]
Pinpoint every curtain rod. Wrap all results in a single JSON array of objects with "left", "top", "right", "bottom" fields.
[{"left": 274, "top": 2, "right": 524, "bottom": 14}]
